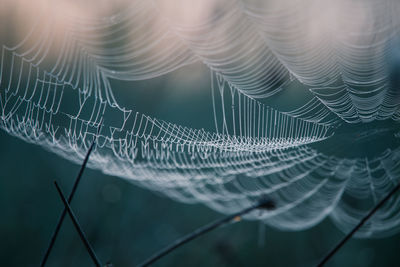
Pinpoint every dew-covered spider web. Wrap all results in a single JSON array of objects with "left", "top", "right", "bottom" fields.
[{"left": 1, "top": 0, "right": 400, "bottom": 238}]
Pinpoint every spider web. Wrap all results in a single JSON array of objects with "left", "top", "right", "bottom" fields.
[{"left": 1, "top": 0, "right": 400, "bottom": 238}]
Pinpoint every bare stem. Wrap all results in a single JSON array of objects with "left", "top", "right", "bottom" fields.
[
  {"left": 54, "top": 181, "right": 102, "bottom": 267},
  {"left": 138, "top": 198, "right": 275, "bottom": 267},
  {"left": 318, "top": 181, "right": 400, "bottom": 266},
  {"left": 40, "top": 121, "right": 102, "bottom": 266}
]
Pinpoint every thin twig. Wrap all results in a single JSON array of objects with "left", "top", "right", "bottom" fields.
[
  {"left": 318, "top": 181, "right": 400, "bottom": 266},
  {"left": 138, "top": 198, "right": 275, "bottom": 267},
  {"left": 40, "top": 121, "right": 102, "bottom": 266},
  {"left": 54, "top": 181, "right": 102, "bottom": 267}
]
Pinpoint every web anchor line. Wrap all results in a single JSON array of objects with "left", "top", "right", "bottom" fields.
[
  {"left": 138, "top": 198, "right": 276, "bottom": 267},
  {"left": 317, "top": 180, "right": 400, "bottom": 266},
  {"left": 40, "top": 121, "right": 102, "bottom": 266},
  {"left": 54, "top": 181, "right": 102, "bottom": 267}
]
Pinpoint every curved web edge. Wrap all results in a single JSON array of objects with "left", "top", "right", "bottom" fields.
[{"left": 0, "top": 48, "right": 350, "bottom": 234}]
